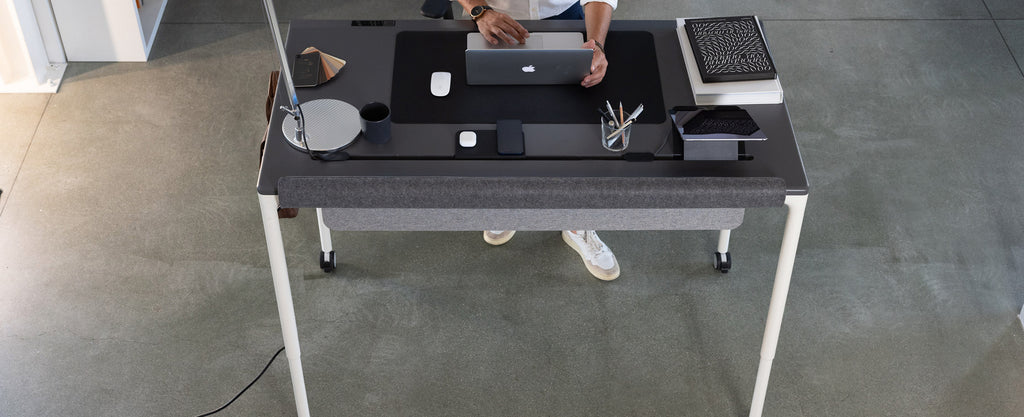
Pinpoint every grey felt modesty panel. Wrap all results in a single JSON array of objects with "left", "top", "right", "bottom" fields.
[
  {"left": 321, "top": 208, "right": 744, "bottom": 231},
  {"left": 277, "top": 176, "right": 786, "bottom": 209}
]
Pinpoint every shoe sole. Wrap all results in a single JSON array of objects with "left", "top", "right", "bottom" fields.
[
  {"left": 483, "top": 231, "right": 515, "bottom": 246},
  {"left": 562, "top": 232, "right": 620, "bottom": 281}
]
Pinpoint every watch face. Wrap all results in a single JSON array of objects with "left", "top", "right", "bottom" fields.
[{"left": 471, "top": 6, "right": 484, "bottom": 16}]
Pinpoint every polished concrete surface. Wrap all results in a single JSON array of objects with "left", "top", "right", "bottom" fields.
[{"left": 1, "top": 1, "right": 1023, "bottom": 416}]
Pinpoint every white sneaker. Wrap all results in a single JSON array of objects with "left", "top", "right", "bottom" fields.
[
  {"left": 561, "top": 230, "right": 620, "bottom": 281},
  {"left": 483, "top": 230, "right": 516, "bottom": 245}
]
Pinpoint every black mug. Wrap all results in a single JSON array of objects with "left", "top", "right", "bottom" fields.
[{"left": 360, "top": 102, "right": 391, "bottom": 144}]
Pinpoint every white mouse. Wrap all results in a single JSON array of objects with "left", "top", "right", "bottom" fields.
[
  {"left": 459, "top": 131, "right": 477, "bottom": 148},
  {"left": 430, "top": 71, "right": 451, "bottom": 97}
]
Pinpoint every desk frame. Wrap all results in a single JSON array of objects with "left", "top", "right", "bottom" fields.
[
  {"left": 256, "top": 19, "right": 809, "bottom": 417},
  {"left": 258, "top": 193, "right": 806, "bottom": 417}
]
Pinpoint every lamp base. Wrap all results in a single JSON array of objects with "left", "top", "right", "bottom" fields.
[{"left": 281, "top": 99, "right": 361, "bottom": 152}]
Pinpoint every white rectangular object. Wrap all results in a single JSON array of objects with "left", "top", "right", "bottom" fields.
[
  {"left": 675, "top": 18, "right": 783, "bottom": 106},
  {"left": 0, "top": 0, "right": 65, "bottom": 93},
  {"left": 50, "top": 0, "right": 167, "bottom": 62},
  {"left": 467, "top": 32, "right": 584, "bottom": 50},
  {"left": 466, "top": 32, "right": 592, "bottom": 85}
]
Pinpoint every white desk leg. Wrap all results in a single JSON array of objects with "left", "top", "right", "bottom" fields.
[
  {"left": 315, "top": 208, "right": 336, "bottom": 272},
  {"left": 259, "top": 194, "right": 311, "bottom": 417},
  {"left": 749, "top": 194, "right": 807, "bottom": 417},
  {"left": 1018, "top": 304, "right": 1024, "bottom": 330},
  {"left": 715, "top": 229, "right": 733, "bottom": 273},
  {"left": 316, "top": 208, "right": 333, "bottom": 254},
  {"left": 717, "top": 229, "right": 732, "bottom": 254}
]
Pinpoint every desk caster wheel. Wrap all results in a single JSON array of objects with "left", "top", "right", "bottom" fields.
[
  {"left": 714, "top": 251, "right": 731, "bottom": 273},
  {"left": 319, "top": 250, "right": 336, "bottom": 273}
]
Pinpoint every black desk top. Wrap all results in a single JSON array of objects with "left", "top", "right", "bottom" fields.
[{"left": 257, "top": 19, "right": 808, "bottom": 204}]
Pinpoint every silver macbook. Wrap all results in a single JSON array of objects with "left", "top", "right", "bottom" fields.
[{"left": 465, "top": 32, "right": 592, "bottom": 85}]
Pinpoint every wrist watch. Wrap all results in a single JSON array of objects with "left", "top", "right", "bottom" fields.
[{"left": 470, "top": 5, "right": 493, "bottom": 21}]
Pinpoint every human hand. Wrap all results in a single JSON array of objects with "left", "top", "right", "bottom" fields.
[
  {"left": 581, "top": 39, "right": 607, "bottom": 88},
  {"left": 474, "top": 10, "right": 529, "bottom": 45}
]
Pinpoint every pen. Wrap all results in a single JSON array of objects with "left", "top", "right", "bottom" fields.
[
  {"left": 605, "top": 101, "right": 618, "bottom": 127},
  {"left": 619, "top": 102, "right": 624, "bottom": 126},
  {"left": 625, "top": 104, "right": 644, "bottom": 123}
]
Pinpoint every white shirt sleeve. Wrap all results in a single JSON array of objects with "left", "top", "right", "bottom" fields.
[
  {"left": 486, "top": 0, "right": 534, "bottom": 19},
  {"left": 579, "top": 0, "right": 617, "bottom": 11}
]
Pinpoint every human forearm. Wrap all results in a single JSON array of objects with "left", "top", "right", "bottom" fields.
[
  {"left": 579, "top": 1, "right": 613, "bottom": 87},
  {"left": 457, "top": 0, "right": 528, "bottom": 44},
  {"left": 583, "top": 1, "right": 612, "bottom": 45},
  {"left": 455, "top": 0, "right": 488, "bottom": 13}
]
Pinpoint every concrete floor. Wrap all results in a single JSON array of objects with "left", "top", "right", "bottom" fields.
[{"left": 2, "top": 0, "right": 1023, "bottom": 416}]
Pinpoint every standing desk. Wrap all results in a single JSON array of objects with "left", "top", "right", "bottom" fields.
[{"left": 257, "top": 19, "right": 808, "bottom": 417}]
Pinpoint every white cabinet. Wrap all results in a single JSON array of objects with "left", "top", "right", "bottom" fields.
[
  {"left": 0, "top": 0, "right": 66, "bottom": 93},
  {"left": 50, "top": 0, "right": 168, "bottom": 62}
]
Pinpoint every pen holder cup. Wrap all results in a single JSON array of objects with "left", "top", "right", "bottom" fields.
[{"left": 601, "top": 117, "right": 631, "bottom": 152}]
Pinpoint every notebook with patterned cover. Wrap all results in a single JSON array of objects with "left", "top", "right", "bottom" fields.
[{"left": 684, "top": 16, "right": 777, "bottom": 83}]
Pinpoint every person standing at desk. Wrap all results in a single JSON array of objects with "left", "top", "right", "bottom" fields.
[
  {"left": 456, "top": 0, "right": 621, "bottom": 281},
  {"left": 458, "top": 0, "right": 613, "bottom": 88}
]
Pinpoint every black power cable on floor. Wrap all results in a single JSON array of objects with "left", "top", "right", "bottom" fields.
[{"left": 195, "top": 346, "right": 286, "bottom": 417}]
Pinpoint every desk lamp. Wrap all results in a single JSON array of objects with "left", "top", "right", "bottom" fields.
[{"left": 262, "top": 0, "right": 360, "bottom": 153}]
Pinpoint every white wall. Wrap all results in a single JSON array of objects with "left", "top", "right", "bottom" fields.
[{"left": 0, "top": 0, "right": 66, "bottom": 93}]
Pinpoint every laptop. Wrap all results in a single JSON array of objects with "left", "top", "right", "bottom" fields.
[{"left": 465, "top": 32, "right": 593, "bottom": 85}]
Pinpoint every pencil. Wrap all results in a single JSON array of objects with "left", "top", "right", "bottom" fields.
[{"left": 605, "top": 119, "right": 634, "bottom": 140}]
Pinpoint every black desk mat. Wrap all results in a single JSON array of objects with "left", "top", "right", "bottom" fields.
[{"left": 391, "top": 30, "right": 665, "bottom": 124}]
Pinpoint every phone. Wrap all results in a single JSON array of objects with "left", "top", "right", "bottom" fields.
[{"left": 292, "top": 52, "right": 322, "bottom": 88}]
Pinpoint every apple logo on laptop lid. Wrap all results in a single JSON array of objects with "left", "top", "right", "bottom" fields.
[{"left": 522, "top": 65, "right": 536, "bottom": 73}]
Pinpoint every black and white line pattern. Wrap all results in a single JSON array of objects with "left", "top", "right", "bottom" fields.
[{"left": 685, "top": 16, "right": 777, "bottom": 82}]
